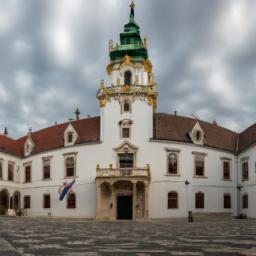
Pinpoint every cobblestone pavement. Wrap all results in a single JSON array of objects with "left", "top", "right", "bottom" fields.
[{"left": 0, "top": 217, "right": 256, "bottom": 256}]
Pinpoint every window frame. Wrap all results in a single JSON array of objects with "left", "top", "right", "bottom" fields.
[
  {"left": 192, "top": 152, "right": 207, "bottom": 178},
  {"left": 242, "top": 193, "right": 248, "bottom": 209},
  {"left": 42, "top": 157, "right": 52, "bottom": 180},
  {"left": 224, "top": 193, "right": 231, "bottom": 209},
  {"left": 220, "top": 157, "right": 231, "bottom": 181},
  {"left": 168, "top": 191, "right": 178, "bottom": 209},
  {"left": 67, "top": 192, "right": 76, "bottom": 209},
  {"left": 120, "top": 119, "right": 132, "bottom": 139},
  {"left": 8, "top": 162, "right": 14, "bottom": 181},
  {"left": 24, "top": 164, "right": 31, "bottom": 183},
  {"left": 242, "top": 160, "right": 249, "bottom": 181},
  {"left": 195, "top": 192, "right": 204, "bottom": 209},
  {"left": 124, "top": 70, "right": 132, "bottom": 85},
  {"left": 43, "top": 194, "right": 51, "bottom": 209},
  {"left": 24, "top": 195, "right": 31, "bottom": 209},
  {"left": 63, "top": 153, "right": 77, "bottom": 178}
]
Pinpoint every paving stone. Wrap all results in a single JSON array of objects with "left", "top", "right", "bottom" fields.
[{"left": 0, "top": 217, "right": 255, "bottom": 255}]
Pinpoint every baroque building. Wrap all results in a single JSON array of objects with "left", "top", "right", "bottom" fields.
[{"left": 0, "top": 2, "right": 256, "bottom": 220}]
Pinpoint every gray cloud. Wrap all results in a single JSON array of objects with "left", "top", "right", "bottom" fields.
[{"left": 0, "top": 0, "right": 256, "bottom": 138}]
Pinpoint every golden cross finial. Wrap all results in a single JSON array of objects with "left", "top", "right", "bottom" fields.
[{"left": 130, "top": 1, "right": 135, "bottom": 9}]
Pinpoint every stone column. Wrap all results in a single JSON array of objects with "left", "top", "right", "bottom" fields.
[
  {"left": 133, "top": 182, "right": 137, "bottom": 220},
  {"left": 95, "top": 181, "right": 101, "bottom": 220},
  {"left": 144, "top": 183, "right": 149, "bottom": 219},
  {"left": 111, "top": 184, "right": 116, "bottom": 221}
]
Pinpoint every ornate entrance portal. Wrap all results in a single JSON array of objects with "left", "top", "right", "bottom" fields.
[{"left": 96, "top": 168, "right": 150, "bottom": 221}]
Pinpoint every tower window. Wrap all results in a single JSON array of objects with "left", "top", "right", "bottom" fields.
[
  {"left": 119, "top": 153, "right": 134, "bottom": 168},
  {"left": 122, "top": 128, "right": 130, "bottom": 138},
  {"left": 124, "top": 70, "right": 132, "bottom": 85},
  {"left": 123, "top": 101, "right": 130, "bottom": 112}
]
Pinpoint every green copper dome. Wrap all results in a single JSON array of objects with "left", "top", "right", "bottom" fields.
[{"left": 109, "top": 2, "right": 148, "bottom": 62}]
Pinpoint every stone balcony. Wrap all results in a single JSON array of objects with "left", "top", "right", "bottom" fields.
[{"left": 96, "top": 165, "right": 150, "bottom": 179}]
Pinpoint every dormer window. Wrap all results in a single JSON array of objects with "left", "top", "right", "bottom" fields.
[
  {"left": 64, "top": 123, "right": 78, "bottom": 147},
  {"left": 190, "top": 122, "right": 204, "bottom": 145},
  {"left": 24, "top": 135, "right": 35, "bottom": 157},
  {"left": 68, "top": 132, "right": 73, "bottom": 143},
  {"left": 124, "top": 70, "right": 132, "bottom": 85},
  {"left": 195, "top": 131, "right": 202, "bottom": 141}
]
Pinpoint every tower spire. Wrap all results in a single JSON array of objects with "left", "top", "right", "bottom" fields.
[{"left": 130, "top": 1, "right": 135, "bottom": 22}]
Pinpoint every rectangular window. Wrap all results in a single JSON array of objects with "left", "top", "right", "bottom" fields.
[
  {"left": 122, "top": 128, "right": 130, "bottom": 138},
  {"left": 195, "top": 155, "right": 204, "bottom": 176},
  {"left": 25, "top": 165, "right": 31, "bottom": 183},
  {"left": 66, "top": 157, "right": 75, "bottom": 177},
  {"left": 223, "top": 161, "right": 230, "bottom": 180},
  {"left": 224, "top": 194, "right": 231, "bottom": 209},
  {"left": 43, "top": 194, "right": 51, "bottom": 209},
  {"left": 8, "top": 163, "right": 14, "bottom": 181},
  {"left": 242, "top": 161, "right": 249, "bottom": 181},
  {"left": 0, "top": 161, "right": 2, "bottom": 179},
  {"left": 119, "top": 153, "right": 134, "bottom": 168},
  {"left": 168, "top": 192, "right": 178, "bottom": 209},
  {"left": 24, "top": 195, "right": 30, "bottom": 209},
  {"left": 43, "top": 159, "right": 51, "bottom": 180}
]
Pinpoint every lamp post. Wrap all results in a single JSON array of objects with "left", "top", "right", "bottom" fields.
[{"left": 185, "top": 180, "right": 192, "bottom": 222}]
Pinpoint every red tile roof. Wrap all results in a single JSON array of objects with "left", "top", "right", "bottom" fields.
[
  {"left": 7, "top": 116, "right": 100, "bottom": 157},
  {"left": 238, "top": 123, "right": 256, "bottom": 152},
  {"left": 0, "top": 135, "right": 21, "bottom": 156},
  {"left": 153, "top": 113, "right": 238, "bottom": 153},
  {"left": 0, "top": 113, "right": 256, "bottom": 157}
]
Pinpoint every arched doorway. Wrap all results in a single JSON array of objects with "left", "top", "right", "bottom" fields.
[
  {"left": 0, "top": 189, "right": 9, "bottom": 215},
  {"left": 13, "top": 191, "right": 21, "bottom": 212}
]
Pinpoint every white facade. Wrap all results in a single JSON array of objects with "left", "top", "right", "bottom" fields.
[{"left": 0, "top": 3, "right": 255, "bottom": 220}]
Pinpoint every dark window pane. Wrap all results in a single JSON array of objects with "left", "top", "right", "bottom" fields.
[
  {"left": 25, "top": 165, "right": 31, "bottom": 183},
  {"left": 195, "top": 192, "right": 204, "bottom": 208},
  {"left": 8, "top": 163, "right": 14, "bottom": 181},
  {"left": 168, "top": 192, "right": 178, "bottom": 209},
  {"left": 124, "top": 70, "right": 132, "bottom": 85},
  {"left": 67, "top": 193, "right": 76, "bottom": 209},
  {"left": 24, "top": 196, "right": 30, "bottom": 209},
  {"left": 223, "top": 162, "right": 230, "bottom": 180},
  {"left": 242, "top": 194, "right": 248, "bottom": 209},
  {"left": 242, "top": 162, "right": 249, "bottom": 180},
  {"left": 122, "top": 128, "right": 130, "bottom": 138},
  {"left": 43, "top": 194, "right": 51, "bottom": 209},
  {"left": 195, "top": 156, "right": 204, "bottom": 176},
  {"left": 124, "top": 101, "right": 130, "bottom": 112},
  {"left": 119, "top": 154, "right": 134, "bottom": 168},
  {"left": 224, "top": 194, "right": 231, "bottom": 208}
]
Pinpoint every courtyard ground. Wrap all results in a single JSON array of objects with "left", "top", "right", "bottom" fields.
[{"left": 0, "top": 217, "right": 256, "bottom": 256}]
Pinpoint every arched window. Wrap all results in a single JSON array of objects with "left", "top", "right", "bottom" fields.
[
  {"left": 224, "top": 193, "right": 231, "bottom": 209},
  {"left": 168, "top": 191, "right": 178, "bottom": 209},
  {"left": 67, "top": 193, "right": 76, "bottom": 209},
  {"left": 195, "top": 192, "right": 204, "bottom": 209},
  {"left": 242, "top": 193, "right": 248, "bottom": 209},
  {"left": 168, "top": 153, "right": 178, "bottom": 174},
  {"left": 124, "top": 70, "right": 132, "bottom": 85},
  {"left": 123, "top": 101, "right": 130, "bottom": 112}
]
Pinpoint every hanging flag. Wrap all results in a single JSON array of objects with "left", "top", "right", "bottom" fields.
[{"left": 58, "top": 179, "right": 75, "bottom": 201}]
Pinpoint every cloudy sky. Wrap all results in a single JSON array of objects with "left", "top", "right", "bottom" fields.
[{"left": 1, "top": 0, "right": 256, "bottom": 138}]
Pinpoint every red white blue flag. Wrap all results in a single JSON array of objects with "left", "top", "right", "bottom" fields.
[{"left": 58, "top": 179, "right": 75, "bottom": 201}]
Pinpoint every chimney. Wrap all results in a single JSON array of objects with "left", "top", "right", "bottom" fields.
[
  {"left": 213, "top": 120, "right": 218, "bottom": 126},
  {"left": 74, "top": 108, "right": 81, "bottom": 120},
  {"left": 174, "top": 110, "right": 177, "bottom": 116},
  {"left": 3, "top": 127, "right": 8, "bottom": 137}
]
